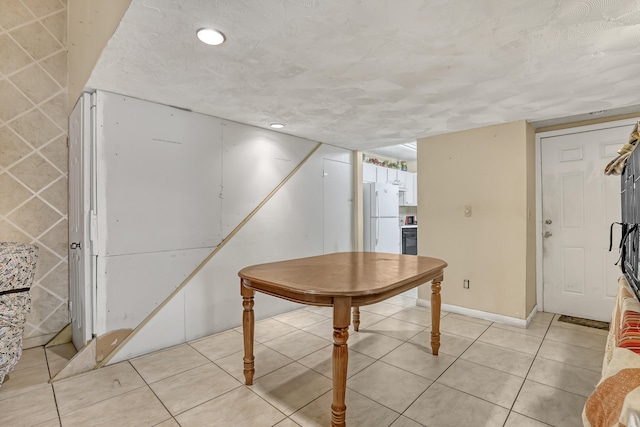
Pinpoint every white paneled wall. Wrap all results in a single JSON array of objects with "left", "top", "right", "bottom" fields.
[
  {"left": 220, "top": 120, "right": 317, "bottom": 238},
  {"left": 89, "top": 92, "right": 353, "bottom": 362},
  {"left": 102, "top": 248, "right": 211, "bottom": 330},
  {"left": 97, "top": 93, "right": 224, "bottom": 255},
  {"left": 110, "top": 141, "right": 352, "bottom": 363}
]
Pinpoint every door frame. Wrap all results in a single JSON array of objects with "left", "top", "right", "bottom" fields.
[
  {"left": 535, "top": 117, "right": 640, "bottom": 314},
  {"left": 69, "top": 92, "right": 91, "bottom": 349}
]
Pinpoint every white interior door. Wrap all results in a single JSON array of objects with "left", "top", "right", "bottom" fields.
[
  {"left": 541, "top": 122, "right": 633, "bottom": 321},
  {"left": 69, "top": 93, "right": 93, "bottom": 350},
  {"left": 323, "top": 159, "right": 353, "bottom": 253}
]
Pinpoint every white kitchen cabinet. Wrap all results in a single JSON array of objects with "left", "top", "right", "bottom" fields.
[
  {"left": 397, "top": 170, "right": 407, "bottom": 186},
  {"left": 387, "top": 168, "right": 398, "bottom": 183},
  {"left": 363, "top": 162, "right": 377, "bottom": 182},
  {"left": 363, "top": 163, "right": 411, "bottom": 193},
  {"left": 400, "top": 172, "right": 418, "bottom": 206}
]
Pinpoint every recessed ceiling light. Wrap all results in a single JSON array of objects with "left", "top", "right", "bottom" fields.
[
  {"left": 196, "top": 28, "right": 225, "bottom": 46},
  {"left": 270, "top": 123, "right": 285, "bottom": 129}
]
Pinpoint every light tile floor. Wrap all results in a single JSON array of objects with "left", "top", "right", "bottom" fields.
[{"left": 0, "top": 295, "right": 607, "bottom": 426}]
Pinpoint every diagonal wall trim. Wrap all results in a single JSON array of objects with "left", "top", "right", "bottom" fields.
[{"left": 96, "top": 142, "right": 323, "bottom": 368}]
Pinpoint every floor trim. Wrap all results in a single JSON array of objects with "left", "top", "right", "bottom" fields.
[{"left": 416, "top": 299, "right": 538, "bottom": 328}]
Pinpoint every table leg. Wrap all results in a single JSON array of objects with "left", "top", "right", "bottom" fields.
[
  {"left": 352, "top": 306, "right": 360, "bottom": 332},
  {"left": 431, "top": 275, "right": 443, "bottom": 356},
  {"left": 241, "top": 280, "right": 255, "bottom": 385},
  {"left": 332, "top": 297, "right": 352, "bottom": 427}
]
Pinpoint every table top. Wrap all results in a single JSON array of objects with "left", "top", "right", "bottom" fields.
[{"left": 239, "top": 252, "right": 447, "bottom": 306}]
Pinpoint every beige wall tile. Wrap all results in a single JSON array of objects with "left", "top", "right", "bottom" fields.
[
  {"left": 0, "top": 173, "right": 31, "bottom": 215},
  {"left": 40, "top": 135, "right": 67, "bottom": 170},
  {"left": 1, "top": 0, "right": 69, "bottom": 348},
  {"left": 0, "top": 34, "right": 32, "bottom": 76},
  {"left": 0, "top": 220, "right": 30, "bottom": 242},
  {"left": 40, "top": 51, "right": 67, "bottom": 86},
  {"left": 10, "top": 153, "right": 61, "bottom": 191},
  {"left": 39, "top": 177, "right": 67, "bottom": 213},
  {"left": 41, "top": 11, "right": 66, "bottom": 44},
  {"left": 0, "top": 126, "right": 31, "bottom": 167},
  {"left": 0, "top": 0, "right": 35, "bottom": 31},
  {"left": 28, "top": 285, "right": 64, "bottom": 325},
  {"left": 40, "top": 261, "right": 67, "bottom": 298},
  {"left": 7, "top": 196, "right": 61, "bottom": 237},
  {"left": 8, "top": 109, "right": 62, "bottom": 148},
  {"left": 10, "top": 64, "right": 60, "bottom": 104},
  {"left": 38, "top": 219, "right": 67, "bottom": 256},
  {"left": 21, "top": 0, "right": 64, "bottom": 18},
  {"left": 0, "top": 80, "right": 33, "bottom": 121},
  {"left": 11, "top": 22, "right": 62, "bottom": 60},
  {"left": 33, "top": 245, "right": 62, "bottom": 281},
  {"left": 39, "top": 92, "right": 66, "bottom": 128},
  {"left": 40, "top": 302, "right": 68, "bottom": 334}
]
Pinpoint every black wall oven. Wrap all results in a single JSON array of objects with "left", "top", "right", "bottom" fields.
[{"left": 401, "top": 227, "right": 417, "bottom": 255}]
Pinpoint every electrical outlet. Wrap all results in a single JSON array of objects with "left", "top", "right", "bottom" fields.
[{"left": 463, "top": 279, "right": 470, "bottom": 289}]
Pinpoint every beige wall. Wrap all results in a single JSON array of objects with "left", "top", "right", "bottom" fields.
[
  {"left": 0, "top": 0, "right": 69, "bottom": 346},
  {"left": 67, "top": 0, "right": 131, "bottom": 109},
  {"left": 417, "top": 121, "right": 535, "bottom": 320}
]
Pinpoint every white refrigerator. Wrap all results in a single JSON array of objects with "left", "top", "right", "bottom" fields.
[{"left": 363, "top": 182, "right": 401, "bottom": 253}]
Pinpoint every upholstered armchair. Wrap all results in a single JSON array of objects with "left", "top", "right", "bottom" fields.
[{"left": 0, "top": 242, "right": 38, "bottom": 386}]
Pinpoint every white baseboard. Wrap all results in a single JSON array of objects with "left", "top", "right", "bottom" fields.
[{"left": 417, "top": 299, "right": 538, "bottom": 329}]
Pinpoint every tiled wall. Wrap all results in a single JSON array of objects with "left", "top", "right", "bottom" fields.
[{"left": 0, "top": 0, "right": 69, "bottom": 347}]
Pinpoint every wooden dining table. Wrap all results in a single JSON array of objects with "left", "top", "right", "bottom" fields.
[{"left": 238, "top": 252, "right": 447, "bottom": 427}]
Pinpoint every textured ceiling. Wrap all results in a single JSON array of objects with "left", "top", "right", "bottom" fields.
[{"left": 87, "top": 0, "right": 640, "bottom": 151}]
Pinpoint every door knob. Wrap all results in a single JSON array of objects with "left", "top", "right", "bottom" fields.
[
  {"left": 545, "top": 219, "right": 552, "bottom": 225},
  {"left": 544, "top": 231, "right": 552, "bottom": 238}
]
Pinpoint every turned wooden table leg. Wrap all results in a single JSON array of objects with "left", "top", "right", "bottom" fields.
[
  {"left": 241, "top": 279, "right": 255, "bottom": 385},
  {"left": 332, "top": 297, "right": 352, "bottom": 427},
  {"left": 352, "top": 306, "right": 360, "bottom": 332},
  {"left": 431, "top": 275, "right": 442, "bottom": 356}
]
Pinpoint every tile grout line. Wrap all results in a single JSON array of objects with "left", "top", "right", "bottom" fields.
[
  {"left": 398, "top": 316, "right": 499, "bottom": 426},
  {"left": 501, "top": 316, "right": 555, "bottom": 427},
  {"left": 221, "top": 303, "right": 423, "bottom": 424},
  {"left": 44, "top": 347, "right": 62, "bottom": 425},
  {"left": 395, "top": 314, "right": 563, "bottom": 425},
  {"left": 184, "top": 338, "right": 296, "bottom": 421},
  {"left": 126, "top": 359, "right": 190, "bottom": 424}
]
